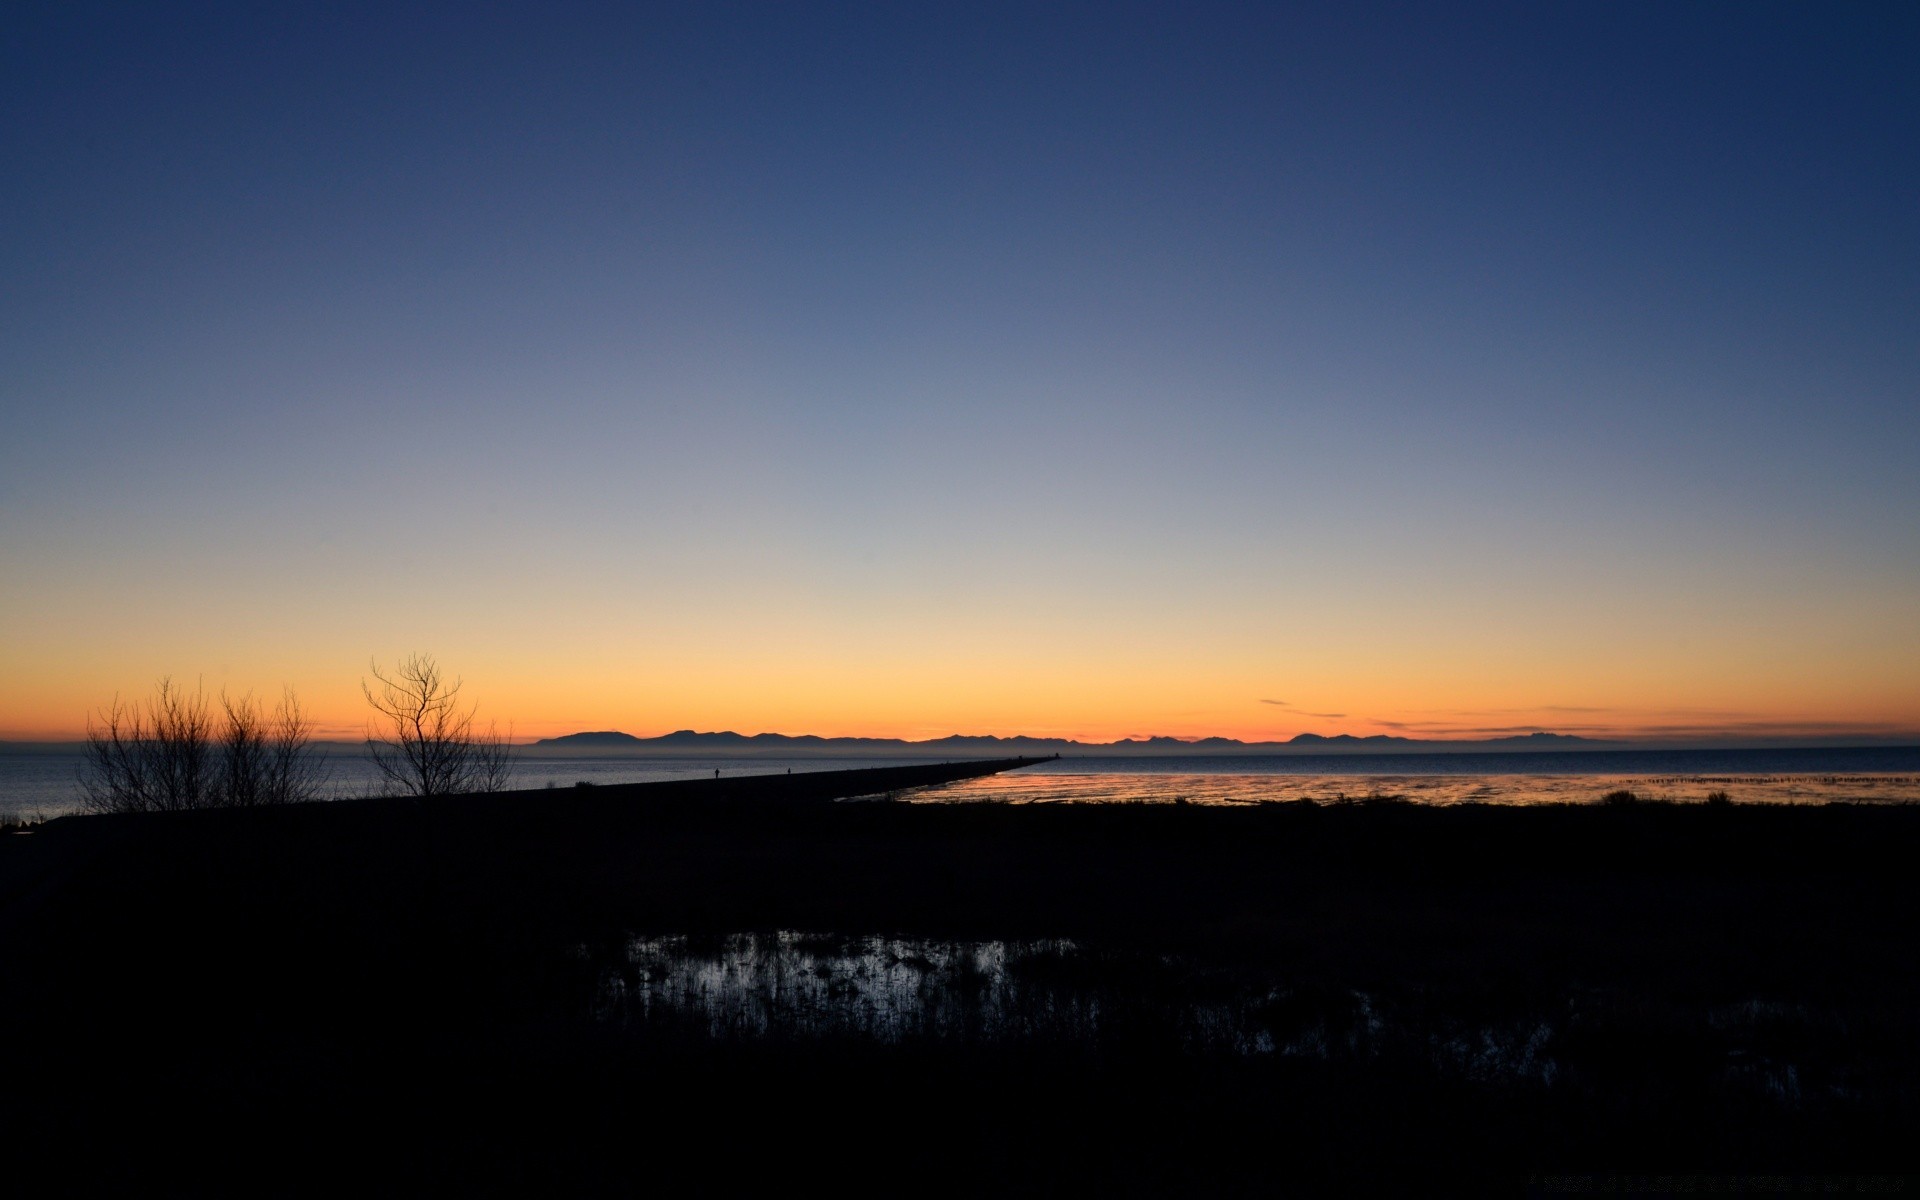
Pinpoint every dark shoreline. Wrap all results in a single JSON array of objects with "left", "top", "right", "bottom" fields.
[{"left": 4, "top": 761, "right": 1916, "bottom": 1192}]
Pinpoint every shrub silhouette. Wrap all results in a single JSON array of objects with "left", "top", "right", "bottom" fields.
[{"left": 80, "top": 679, "right": 327, "bottom": 813}]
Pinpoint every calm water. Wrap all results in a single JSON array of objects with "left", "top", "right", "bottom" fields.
[
  {"left": 0, "top": 749, "right": 950, "bottom": 821},
  {"left": 912, "top": 770, "right": 1920, "bottom": 807},
  {"left": 6, "top": 745, "right": 1918, "bottom": 821},
  {"left": 913, "top": 746, "right": 1920, "bottom": 807}
]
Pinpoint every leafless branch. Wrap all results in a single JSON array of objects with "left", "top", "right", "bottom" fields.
[
  {"left": 363, "top": 654, "right": 515, "bottom": 797},
  {"left": 80, "top": 678, "right": 327, "bottom": 813}
]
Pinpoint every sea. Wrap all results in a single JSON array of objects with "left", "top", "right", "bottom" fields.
[{"left": 5, "top": 744, "right": 1919, "bottom": 823}]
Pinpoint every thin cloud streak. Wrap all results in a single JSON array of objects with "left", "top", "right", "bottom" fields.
[{"left": 1260, "top": 700, "right": 1347, "bottom": 719}]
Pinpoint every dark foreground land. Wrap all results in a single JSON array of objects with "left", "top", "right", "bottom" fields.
[{"left": 3, "top": 761, "right": 1917, "bottom": 1195}]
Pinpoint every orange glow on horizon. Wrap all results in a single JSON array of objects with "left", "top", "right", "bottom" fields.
[
  {"left": 4, "top": 571, "right": 1915, "bottom": 746},
  {"left": 6, "top": 675, "right": 1916, "bottom": 747}
]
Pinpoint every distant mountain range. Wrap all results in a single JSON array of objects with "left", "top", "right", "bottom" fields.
[
  {"left": 4, "top": 729, "right": 1914, "bottom": 755},
  {"left": 524, "top": 729, "right": 1610, "bottom": 756}
]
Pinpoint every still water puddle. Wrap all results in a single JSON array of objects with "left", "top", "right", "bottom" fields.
[
  {"left": 588, "top": 933, "right": 1837, "bottom": 1104},
  {"left": 591, "top": 932, "right": 1553, "bottom": 1079},
  {"left": 594, "top": 933, "right": 1102, "bottom": 1045}
]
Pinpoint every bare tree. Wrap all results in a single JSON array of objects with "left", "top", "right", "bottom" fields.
[
  {"left": 218, "top": 690, "right": 270, "bottom": 808},
  {"left": 263, "top": 689, "right": 329, "bottom": 804},
  {"left": 81, "top": 679, "right": 327, "bottom": 813},
  {"left": 81, "top": 678, "right": 212, "bottom": 813},
  {"left": 218, "top": 689, "right": 330, "bottom": 807},
  {"left": 362, "top": 654, "right": 515, "bottom": 797}
]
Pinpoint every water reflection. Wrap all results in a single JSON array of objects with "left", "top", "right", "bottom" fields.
[
  {"left": 905, "top": 772, "right": 1920, "bottom": 806},
  {"left": 591, "top": 934, "right": 1561, "bottom": 1074},
  {"left": 594, "top": 933, "right": 1101, "bottom": 1046},
  {"left": 587, "top": 934, "right": 1856, "bottom": 1106}
]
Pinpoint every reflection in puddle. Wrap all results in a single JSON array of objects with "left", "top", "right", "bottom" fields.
[
  {"left": 594, "top": 933, "right": 1102, "bottom": 1046},
  {"left": 588, "top": 934, "right": 1848, "bottom": 1107},
  {"left": 592, "top": 934, "right": 1560, "bottom": 1079}
]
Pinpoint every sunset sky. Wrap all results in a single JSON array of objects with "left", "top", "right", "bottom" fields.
[{"left": 3, "top": 2, "right": 1917, "bottom": 744}]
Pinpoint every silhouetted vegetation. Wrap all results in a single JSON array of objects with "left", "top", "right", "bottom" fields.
[
  {"left": 6, "top": 769, "right": 1916, "bottom": 1190},
  {"left": 363, "top": 653, "right": 515, "bottom": 796},
  {"left": 1600, "top": 787, "right": 1681, "bottom": 806},
  {"left": 79, "top": 678, "right": 326, "bottom": 813}
]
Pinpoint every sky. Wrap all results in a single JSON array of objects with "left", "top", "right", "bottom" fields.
[{"left": 3, "top": 1, "right": 1917, "bottom": 744}]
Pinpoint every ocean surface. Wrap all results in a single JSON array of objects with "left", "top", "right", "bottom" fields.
[
  {"left": 0, "top": 750, "right": 948, "bottom": 821},
  {"left": 5, "top": 745, "right": 1918, "bottom": 822}
]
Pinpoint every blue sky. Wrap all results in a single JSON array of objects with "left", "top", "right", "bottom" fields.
[{"left": 3, "top": 2, "right": 1916, "bottom": 741}]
